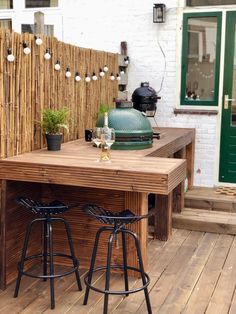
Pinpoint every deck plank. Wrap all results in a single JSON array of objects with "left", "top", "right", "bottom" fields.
[{"left": 205, "top": 237, "right": 236, "bottom": 314}]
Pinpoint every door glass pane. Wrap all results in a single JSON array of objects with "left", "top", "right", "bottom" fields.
[
  {"left": 21, "top": 24, "right": 54, "bottom": 36},
  {"left": 25, "top": 0, "right": 58, "bottom": 8},
  {"left": 185, "top": 17, "right": 217, "bottom": 101},
  {"left": 0, "top": 19, "right": 12, "bottom": 30},
  {"left": 231, "top": 27, "right": 236, "bottom": 126},
  {"left": 187, "top": 0, "right": 236, "bottom": 5},
  {"left": 0, "top": 0, "right": 13, "bottom": 9}
]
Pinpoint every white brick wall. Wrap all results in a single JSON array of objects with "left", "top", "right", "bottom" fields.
[{"left": 0, "top": 0, "right": 222, "bottom": 187}]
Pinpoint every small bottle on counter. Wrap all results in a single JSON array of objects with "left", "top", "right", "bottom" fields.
[{"left": 100, "top": 112, "right": 110, "bottom": 161}]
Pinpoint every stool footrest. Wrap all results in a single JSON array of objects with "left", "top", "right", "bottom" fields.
[
  {"left": 84, "top": 265, "right": 150, "bottom": 295},
  {"left": 17, "top": 252, "right": 79, "bottom": 279}
]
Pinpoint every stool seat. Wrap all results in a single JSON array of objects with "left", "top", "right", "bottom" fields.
[
  {"left": 83, "top": 203, "right": 152, "bottom": 314},
  {"left": 16, "top": 196, "right": 70, "bottom": 215},
  {"left": 14, "top": 196, "right": 82, "bottom": 309},
  {"left": 83, "top": 203, "right": 150, "bottom": 226}
]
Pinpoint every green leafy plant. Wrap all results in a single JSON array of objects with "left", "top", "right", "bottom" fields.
[
  {"left": 41, "top": 107, "right": 69, "bottom": 135},
  {"left": 99, "top": 104, "right": 110, "bottom": 114}
]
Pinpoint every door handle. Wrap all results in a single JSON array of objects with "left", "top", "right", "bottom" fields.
[{"left": 224, "top": 94, "right": 235, "bottom": 109}]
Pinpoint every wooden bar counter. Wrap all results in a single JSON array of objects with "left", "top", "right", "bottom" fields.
[{"left": 0, "top": 127, "right": 194, "bottom": 289}]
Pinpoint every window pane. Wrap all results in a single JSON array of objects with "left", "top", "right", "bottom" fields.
[
  {"left": 21, "top": 24, "right": 54, "bottom": 36},
  {"left": 25, "top": 0, "right": 58, "bottom": 8},
  {"left": 0, "top": 0, "right": 13, "bottom": 9},
  {"left": 185, "top": 17, "right": 217, "bottom": 102},
  {"left": 0, "top": 19, "right": 12, "bottom": 30},
  {"left": 187, "top": 0, "right": 236, "bottom": 6}
]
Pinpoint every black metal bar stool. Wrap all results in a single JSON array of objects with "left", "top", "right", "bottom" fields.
[
  {"left": 14, "top": 196, "right": 82, "bottom": 309},
  {"left": 82, "top": 204, "right": 153, "bottom": 314}
]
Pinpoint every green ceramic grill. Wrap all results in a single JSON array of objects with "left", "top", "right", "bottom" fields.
[{"left": 96, "top": 101, "right": 153, "bottom": 150}]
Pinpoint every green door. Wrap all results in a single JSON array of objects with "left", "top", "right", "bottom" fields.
[{"left": 219, "top": 11, "right": 236, "bottom": 183}]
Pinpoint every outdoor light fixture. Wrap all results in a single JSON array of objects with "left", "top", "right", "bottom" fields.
[
  {"left": 35, "top": 36, "right": 43, "bottom": 45},
  {"left": 44, "top": 48, "right": 51, "bottom": 60},
  {"left": 85, "top": 73, "right": 91, "bottom": 82},
  {"left": 7, "top": 48, "right": 15, "bottom": 62},
  {"left": 103, "top": 65, "right": 109, "bottom": 72},
  {"left": 92, "top": 72, "right": 98, "bottom": 81},
  {"left": 116, "top": 73, "right": 121, "bottom": 81},
  {"left": 124, "top": 56, "right": 129, "bottom": 65},
  {"left": 75, "top": 72, "right": 81, "bottom": 82},
  {"left": 99, "top": 68, "right": 105, "bottom": 77},
  {"left": 153, "top": 4, "right": 166, "bottom": 23},
  {"left": 110, "top": 73, "right": 115, "bottom": 81},
  {"left": 23, "top": 42, "right": 31, "bottom": 55},
  {"left": 54, "top": 60, "right": 61, "bottom": 71},
  {"left": 65, "top": 67, "right": 71, "bottom": 78}
]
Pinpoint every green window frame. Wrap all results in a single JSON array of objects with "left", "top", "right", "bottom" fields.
[{"left": 180, "top": 12, "right": 222, "bottom": 106}]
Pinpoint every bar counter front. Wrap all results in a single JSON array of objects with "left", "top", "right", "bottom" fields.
[{"left": 0, "top": 128, "right": 194, "bottom": 289}]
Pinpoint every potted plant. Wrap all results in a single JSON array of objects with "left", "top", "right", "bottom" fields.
[{"left": 41, "top": 107, "right": 69, "bottom": 151}]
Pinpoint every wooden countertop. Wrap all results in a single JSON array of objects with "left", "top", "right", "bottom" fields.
[{"left": 0, "top": 128, "right": 193, "bottom": 195}]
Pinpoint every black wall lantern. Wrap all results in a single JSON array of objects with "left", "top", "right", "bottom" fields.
[{"left": 153, "top": 3, "right": 166, "bottom": 23}]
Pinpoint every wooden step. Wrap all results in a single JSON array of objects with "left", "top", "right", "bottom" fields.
[
  {"left": 185, "top": 186, "right": 236, "bottom": 212},
  {"left": 173, "top": 208, "right": 236, "bottom": 235}
]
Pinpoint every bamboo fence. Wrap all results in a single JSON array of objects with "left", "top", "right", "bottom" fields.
[{"left": 0, "top": 28, "right": 118, "bottom": 158}]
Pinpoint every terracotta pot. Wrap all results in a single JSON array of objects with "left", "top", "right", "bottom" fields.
[{"left": 45, "top": 134, "right": 62, "bottom": 151}]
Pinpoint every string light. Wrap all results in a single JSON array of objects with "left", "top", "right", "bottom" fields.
[
  {"left": 75, "top": 72, "right": 81, "bottom": 82},
  {"left": 103, "top": 65, "right": 109, "bottom": 72},
  {"left": 23, "top": 42, "right": 31, "bottom": 55},
  {"left": 116, "top": 73, "right": 121, "bottom": 81},
  {"left": 120, "top": 69, "right": 125, "bottom": 75},
  {"left": 85, "top": 73, "right": 91, "bottom": 82},
  {"left": 44, "top": 48, "right": 51, "bottom": 60},
  {"left": 110, "top": 73, "right": 115, "bottom": 81},
  {"left": 99, "top": 68, "right": 105, "bottom": 77},
  {"left": 7, "top": 48, "right": 15, "bottom": 62},
  {"left": 54, "top": 60, "right": 61, "bottom": 71},
  {"left": 35, "top": 36, "right": 43, "bottom": 46},
  {"left": 124, "top": 56, "right": 129, "bottom": 65},
  {"left": 92, "top": 72, "right": 98, "bottom": 81},
  {"left": 65, "top": 67, "right": 71, "bottom": 78}
]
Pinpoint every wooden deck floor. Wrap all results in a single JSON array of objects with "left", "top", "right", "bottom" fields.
[{"left": 0, "top": 229, "right": 236, "bottom": 313}]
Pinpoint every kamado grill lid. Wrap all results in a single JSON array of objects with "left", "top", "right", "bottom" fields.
[{"left": 96, "top": 101, "right": 153, "bottom": 150}]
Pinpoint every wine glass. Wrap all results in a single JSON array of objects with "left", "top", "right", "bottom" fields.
[
  {"left": 92, "top": 127, "right": 102, "bottom": 148},
  {"left": 104, "top": 128, "right": 115, "bottom": 149}
]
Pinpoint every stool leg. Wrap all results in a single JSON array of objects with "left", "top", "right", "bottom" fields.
[
  {"left": 103, "top": 231, "right": 115, "bottom": 314},
  {"left": 14, "top": 219, "right": 36, "bottom": 298},
  {"left": 83, "top": 226, "right": 107, "bottom": 305},
  {"left": 62, "top": 218, "right": 82, "bottom": 291},
  {"left": 121, "top": 231, "right": 129, "bottom": 297},
  {"left": 132, "top": 232, "right": 152, "bottom": 314},
  {"left": 48, "top": 221, "right": 55, "bottom": 309},
  {"left": 43, "top": 219, "right": 48, "bottom": 281}
]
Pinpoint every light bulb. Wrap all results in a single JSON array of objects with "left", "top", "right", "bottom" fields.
[
  {"left": 65, "top": 67, "right": 71, "bottom": 78},
  {"left": 120, "top": 70, "right": 125, "bottom": 75},
  {"left": 116, "top": 74, "right": 121, "bottom": 81},
  {"left": 103, "top": 65, "right": 108, "bottom": 72},
  {"left": 85, "top": 74, "right": 91, "bottom": 82},
  {"left": 35, "top": 37, "right": 43, "bottom": 45},
  {"left": 99, "top": 68, "right": 105, "bottom": 77},
  {"left": 7, "top": 49, "right": 15, "bottom": 62},
  {"left": 54, "top": 61, "right": 61, "bottom": 71},
  {"left": 44, "top": 49, "right": 51, "bottom": 60},
  {"left": 124, "top": 57, "right": 129, "bottom": 65},
  {"left": 110, "top": 73, "right": 115, "bottom": 81},
  {"left": 23, "top": 42, "right": 31, "bottom": 55},
  {"left": 75, "top": 72, "right": 81, "bottom": 82},
  {"left": 92, "top": 72, "right": 97, "bottom": 81},
  {"left": 23, "top": 47, "right": 31, "bottom": 55}
]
